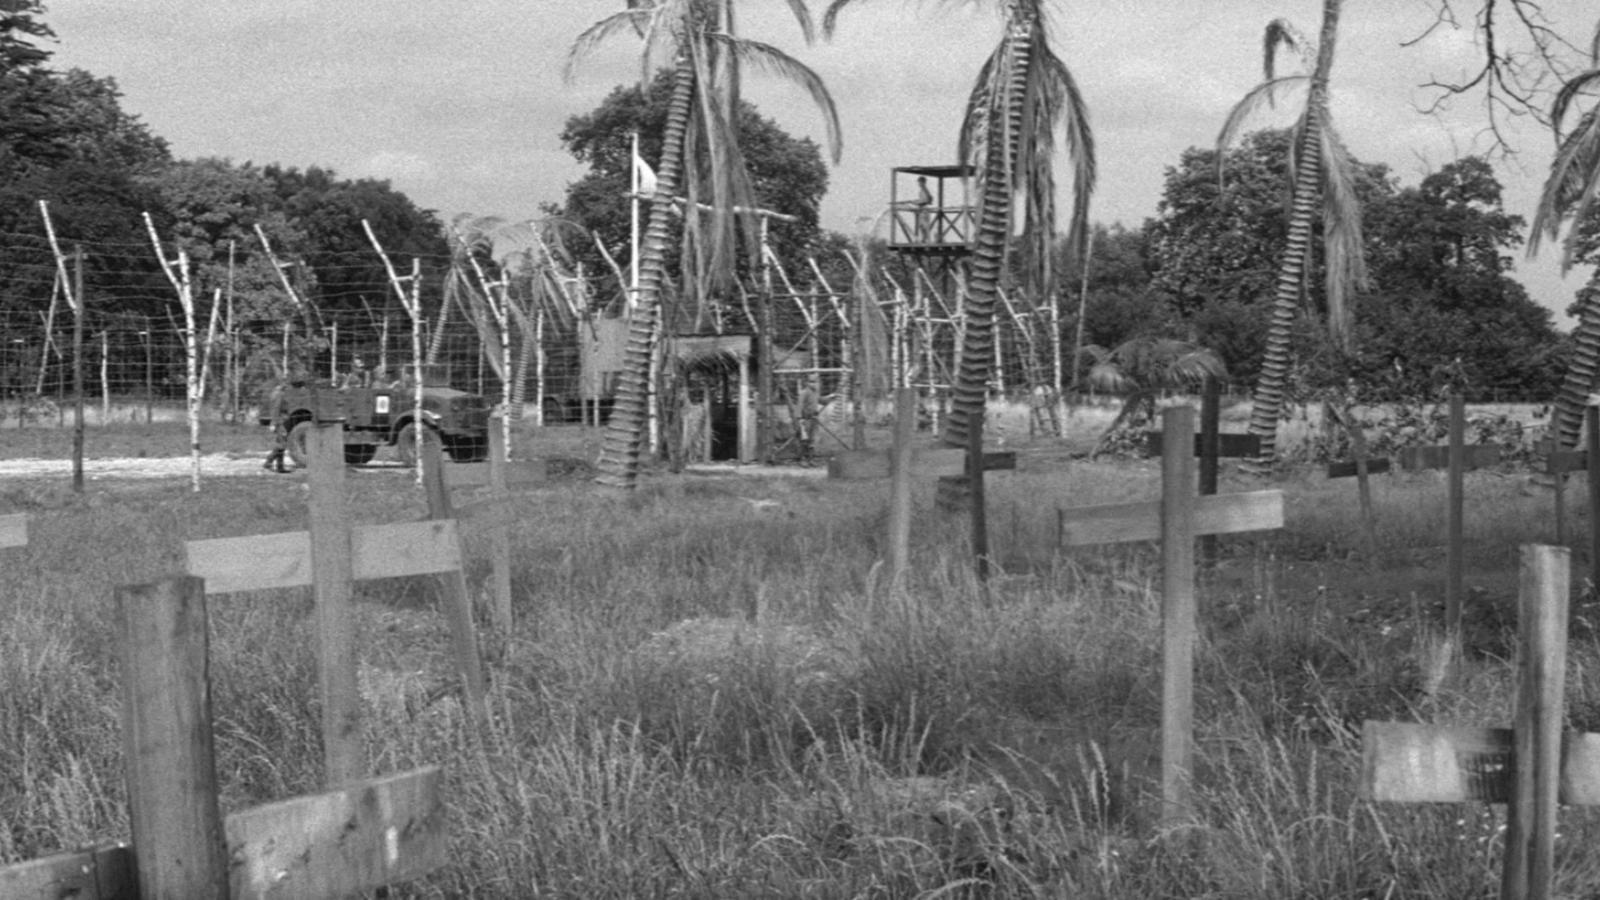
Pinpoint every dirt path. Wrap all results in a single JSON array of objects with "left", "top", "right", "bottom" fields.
[{"left": 0, "top": 454, "right": 428, "bottom": 481}]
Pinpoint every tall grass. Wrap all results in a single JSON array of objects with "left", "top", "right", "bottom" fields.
[{"left": 2, "top": 454, "right": 1599, "bottom": 897}]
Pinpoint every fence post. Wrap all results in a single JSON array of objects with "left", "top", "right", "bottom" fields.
[
  {"left": 1199, "top": 377, "right": 1221, "bottom": 567},
  {"left": 887, "top": 388, "right": 916, "bottom": 589},
  {"left": 1446, "top": 393, "right": 1465, "bottom": 634},
  {"left": 1503, "top": 544, "right": 1569, "bottom": 900},
  {"left": 488, "top": 419, "right": 513, "bottom": 631},
  {"left": 117, "top": 575, "right": 229, "bottom": 899},
  {"left": 307, "top": 423, "right": 364, "bottom": 786},
  {"left": 1160, "top": 405, "right": 1197, "bottom": 826}
]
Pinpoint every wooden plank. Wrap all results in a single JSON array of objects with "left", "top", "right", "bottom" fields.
[
  {"left": 0, "top": 512, "right": 26, "bottom": 548},
  {"left": 1058, "top": 490, "right": 1284, "bottom": 547},
  {"left": 0, "top": 844, "right": 137, "bottom": 900},
  {"left": 116, "top": 576, "right": 229, "bottom": 899},
  {"left": 1446, "top": 396, "right": 1465, "bottom": 634},
  {"left": 1362, "top": 722, "right": 1600, "bottom": 804},
  {"left": 888, "top": 388, "right": 916, "bottom": 588},
  {"left": 1145, "top": 431, "right": 1261, "bottom": 459},
  {"left": 1159, "top": 406, "right": 1197, "bottom": 827},
  {"left": 487, "top": 420, "right": 513, "bottom": 631},
  {"left": 1506, "top": 544, "right": 1569, "bottom": 899},
  {"left": 1398, "top": 443, "right": 1501, "bottom": 472},
  {"left": 186, "top": 531, "right": 313, "bottom": 594},
  {"left": 187, "top": 521, "right": 460, "bottom": 594},
  {"left": 827, "top": 447, "right": 1016, "bottom": 480},
  {"left": 443, "top": 459, "right": 546, "bottom": 488},
  {"left": 351, "top": 521, "right": 463, "bottom": 581},
  {"left": 1326, "top": 457, "right": 1392, "bottom": 479},
  {"left": 1548, "top": 449, "right": 1587, "bottom": 475},
  {"left": 419, "top": 439, "right": 485, "bottom": 715},
  {"left": 226, "top": 765, "right": 448, "bottom": 899}
]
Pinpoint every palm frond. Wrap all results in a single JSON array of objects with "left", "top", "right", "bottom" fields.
[
  {"left": 1216, "top": 75, "right": 1309, "bottom": 155},
  {"left": 708, "top": 33, "right": 843, "bottom": 162},
  {"left": 565, "top": 9, "right": 655, "bottom": 82},
  {"left": 1552, "top": 68, "right": 1600, "bottom": 137},
  {"left": 1318, "top": 117, "right": 1369, "bottom": 349},
  {"left": 1529, "top": 106, "right": 1600, "bottom": 270},
  {"left": 1262, "top": 18, "right": 1311, "bottom": 84}
]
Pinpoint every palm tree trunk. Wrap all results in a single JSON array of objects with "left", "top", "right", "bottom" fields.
[
  {"left": 941, "top": 23, "right": 1030, "bottom": 458},
  {"left": 596, "top": 56, "right": 693, "bottom": 489},
  {"left": 1553, "top": 288, "right": 1600, "bottom": 450}
]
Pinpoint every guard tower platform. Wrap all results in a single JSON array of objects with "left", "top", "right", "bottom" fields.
[{"left": 888, "top": 164, "right": 976, "bottom": 255}]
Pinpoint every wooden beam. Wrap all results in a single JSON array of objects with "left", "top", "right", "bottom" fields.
[
  {"left": 827, "top": 447, "right": 1016, "bottom": 480},
  {"left": 226, "top": 765, "right": 448, "bottom": 899},
  {"left": 185, "top": 521, "right": 463, "bottom": 594},
  {"left": 1548, "top": 449, "right": 1587, "bottom": 475},
  {"left": 443, "top": 459, "right": 546, "bottom": 488},
  {"left": 1160, "top": 406, "right": 1196, "bottom": 827},
  {"left": 0, "top": 844, "right": 136, "bottom": 900},
  {"left": 1058, "top": 490, "right": 1283, "bottom": 547},
  {"left": 1398, "top": 444, "right": 1500, "bottom": 472},
  {"left": 1327, "top": 457, "right": 1392, "bottom": 479},
  {"left": 0, "top": 512, "right": 26, "bottom": 548},
  {"left": 1361, "top": 722, "right": 1600, "bottom": 805},
  {"left": 308, "top": 424, "right": 363, "bottom": 787},
  {"left": 1145, "top": 431, "right": 1261, "bottom": 459}
]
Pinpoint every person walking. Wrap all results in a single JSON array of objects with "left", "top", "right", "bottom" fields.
[{"left": 262, "top": 381, "right": 291, "bottom": 473}]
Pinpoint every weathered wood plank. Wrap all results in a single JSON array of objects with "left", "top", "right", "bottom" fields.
[
  {"left": 186, "top": 521, "right": 462, "bottom": 594},
  {"left": 827, "top": 447, "right": 1016, "bottom": 480},
  {"left": 0, "top": 844, "right": 137, "bottom": 900},
  {"left": 443, "top": 459, "right": 546, "bottom": 488},
  {"left": 1145, "top": 431, "right": 1261, "bottom": 459},
  {"left": 1398, "top": 443, "right": 1501, "bottom": 472},
  {"left": 186, "top": 530, "right": 314, "bottom": 594},
  {"left": 308, "top": 424, "right": 363, "bottom": 788},
  {"left": 1326, "top": 457, "right": 1392, "bottom": 479},
  {"left": 1548, "top": 450, "right": 1587, "bottom": 474},
  {"left": 226, "top": 765, "right": 448, "bottom": 899},
  {"left": 350, "top": 520, "right": 463, "bottom": 581},
  {"left": 1058, "top": 490, "right": 1283, "bottom": 547},
  {"left": 0, "top": 512, "right": 27, "bottom": 548},
  {"left": 1361, "top": 721, "right": 1600, "bottom": 804}
]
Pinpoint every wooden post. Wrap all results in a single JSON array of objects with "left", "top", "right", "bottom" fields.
[
  {"left": 1447, "top": 393, "right": 1465, "bottom": 634},
  {"left": 969, "top": 405, "right": 990, "bottom": 582},
  {"left": 1503, "top": 544, "right": 1569, "bottom": 900},
  {"left": 307, "top": 423, "right": 363, "bottom": 786},
  {"left": 1160, "top": 405, "right": 1197, "bottom": 826},
  {"left": 1588, "top": 406, "right": 1600, "bottom": 584},
  {"left": 420, "top": 440, "right": 488, "bottom": 715},
  {"left": 887, "top": 387, "right": 916, "bottom": 590},
  {"left": 1199, "top": 377, "right": 1221, "bottom": 567},
  {"left": 116, "top": 576, "right": 229, "bottom": 899},
  {"left": 488, "top": 419, "right": 513, "bottom": 632}
]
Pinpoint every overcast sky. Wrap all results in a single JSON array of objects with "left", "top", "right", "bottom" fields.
[{"left": 42, "top": 1, "right": 1598, "bottom": 324}]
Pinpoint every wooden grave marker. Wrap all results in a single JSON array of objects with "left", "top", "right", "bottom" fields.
[
  {"left": 1058, "top": 405, "right": 1283, "bottom": 826},
  {"left": 0, "top": 575, "right": 447, "bottom": 900},
  {"left": 1144, "top": 430, "right": 1261, "bottom": 460},
  {"left": 184, "top": 422, "right": 486, "bottom": 784},
  {"left": 1363, "top": 544, "right": 1575, "bottom": 900},
  {"left": 427, "top": 417, "right": 540, "bottom": 631}
]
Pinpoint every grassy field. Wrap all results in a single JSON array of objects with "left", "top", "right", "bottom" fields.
[{"left": 2, "top": 406, "right": 1597, "bottom": 898}]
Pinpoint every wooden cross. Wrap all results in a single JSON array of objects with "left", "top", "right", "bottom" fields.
[
  {"left": 424, "top": 418, "right": 544, "bottom": 631},
  {"left": 1363, "top": 545, "right": 1572, "bottom": 900},
  {"left": 0, "top": 576, "right": 448, "bottom": 900},
  {"left": 183, "top": 423, "right": 485, "bottom": 786},
  {"left": 1058, "top": 405, "right": 1283, "bottom": 826}
]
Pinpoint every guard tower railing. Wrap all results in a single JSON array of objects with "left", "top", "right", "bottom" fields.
[{"left": 888, "top": 164, "right": 976, "bottom": 253}]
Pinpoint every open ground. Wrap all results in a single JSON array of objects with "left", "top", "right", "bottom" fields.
[{"left": 3, "top": 399, "right": 1598, "bottom": 897}]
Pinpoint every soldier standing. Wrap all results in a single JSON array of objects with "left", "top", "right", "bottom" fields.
[{"left": 262, "top": 381, "right": 290, "bottom": 473}]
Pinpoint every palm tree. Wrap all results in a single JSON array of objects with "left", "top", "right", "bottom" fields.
[
  {"left": 569, "top": 0, "right": 842, "bottom": 490},
  {"left": 1529, "top": 19, "right": 1600, "bottom": 450},
  {"left": 1083, "top": 337, "right": 1226, "bottom": 454},
  {"left": 1217, "top": 0, "right": 1367, "bottom": 466},
  {"left": 824, "top": 0, "right": 1095, "bottom": 462}
]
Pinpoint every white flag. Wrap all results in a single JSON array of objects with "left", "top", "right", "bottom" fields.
[{"left": 633, "top": 150, "right": 657, "bottom": 195}]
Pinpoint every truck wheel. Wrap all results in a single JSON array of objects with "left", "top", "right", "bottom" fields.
[
  {"left": 286, "top": 421, "right": 314, "bottom": 468},
  {"left": 344, "top": 445, "right": 377, "bottom": 465},
  {"left": 447, "top": 435, "right": 488, "bottom": 462},
  {"left": 396, "top": 423, "right": 442, "bottom": 468}
]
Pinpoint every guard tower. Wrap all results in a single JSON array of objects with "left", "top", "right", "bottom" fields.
[{"left": 887, "top": 164, "right": 975, "bottom": 429}]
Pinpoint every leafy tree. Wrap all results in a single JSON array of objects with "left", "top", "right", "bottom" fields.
[
  {"left": 1084, "top": 336, "right": 1226, "bottom": 451},
  {"left": 569, "top": 0, "right": 842, "bottom": 491},
  {"left": 553, "top": 72, "right": 831, "bottom": 316},
  {"left": 1217, "top": 1, "right": 1367, "bottom": 465},
  {"left": 826, "top": 0, "right": 1095, "bottom": 478}
]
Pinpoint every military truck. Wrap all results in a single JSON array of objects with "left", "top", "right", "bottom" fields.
[{"left": 264, "top": 364, "right": 490, "bottom": 467}]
